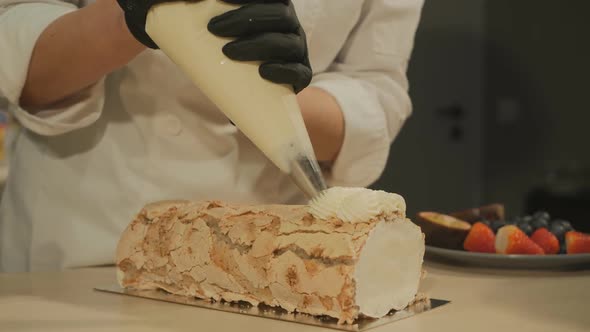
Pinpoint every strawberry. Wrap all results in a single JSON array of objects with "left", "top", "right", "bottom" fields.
[
  {"left": 495, "top": 225, "right": 544, "bottom": 255},
  {"left": 463, "top": 222, "right": 496, "bottom": 253},
  {"left": 530, "top": 228, "right": 560, "bottom": 254},
  {"left": 565, "top": 231, "right": 590, "bottom": 254}
]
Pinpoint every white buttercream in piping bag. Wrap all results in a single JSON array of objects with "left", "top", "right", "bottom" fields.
[{"left": 308, "top": 187, "right": 407, "bottom": 222}]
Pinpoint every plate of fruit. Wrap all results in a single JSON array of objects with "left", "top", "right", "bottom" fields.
[{"left": 416, "top": 204, "right": 590, "bottom": 269}]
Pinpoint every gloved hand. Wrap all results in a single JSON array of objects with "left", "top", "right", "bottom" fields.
[{"left": 116, "top": 0, "right": 312, "bottom": 93}]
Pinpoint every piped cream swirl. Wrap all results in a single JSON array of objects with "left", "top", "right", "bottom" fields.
[{"left": 308, "top": 187, "right": 406, "bottom": 223}]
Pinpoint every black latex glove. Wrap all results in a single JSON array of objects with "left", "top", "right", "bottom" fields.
[
  {"left": 116, "top": 0, "right": 170, "bottom": 49},
  {"left": 117, "top": 0, "right": 312, "bottom": 93},
  {"left": 208, "top": 0, "right": 312, "bottom": 93}
]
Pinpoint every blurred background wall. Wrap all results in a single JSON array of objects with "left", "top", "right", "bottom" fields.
[
  {"left": 484, "top": 1, "right": 590, "bottom": 229},
  {"left": 373, "top": 0, "right": 590, "bottom": 230}
]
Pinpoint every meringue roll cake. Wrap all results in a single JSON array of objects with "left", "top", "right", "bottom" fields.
[{"left": 116, "top": 188, "right": 426, "bottom": 324}]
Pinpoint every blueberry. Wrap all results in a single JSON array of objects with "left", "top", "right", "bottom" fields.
[
  {"left": 552, "top": 219, "right": 574, "bottom": 232},
  {"left": 550, "top": 223, "right": 567, "bottom": 244},
  {"left": 479, "top": 219, "right": 491, "bottom": 227},
  {"left": 533, "top": 211, "right": 551, "bottom": 221},
  {"left": 521, "top": 216, "right": 533, "bottom": 224},
  {"left": 490, "top": 220, "right": 507, "bottom": 233},
  {"left": 517, "top": 222, "right": 534, "bottom": 236},
  {"left": 505, "top": 218, "right": 518, "bottom": 225},
  {"left": 531, "top": 218, "right": 549, "bottom": 231}
]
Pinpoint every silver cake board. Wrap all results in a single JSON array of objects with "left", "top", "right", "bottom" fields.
[{"left": 94, "top": 285, "right": 449, "bottom": 331}]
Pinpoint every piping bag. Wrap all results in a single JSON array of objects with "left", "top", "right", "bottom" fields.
[{"left": 145, "top": 0, "right": 327, "bottom": 199}]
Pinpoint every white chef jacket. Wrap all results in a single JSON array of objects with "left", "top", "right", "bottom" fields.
[{"left": 0, "top": 0, "right": 423, "bottom": 272}]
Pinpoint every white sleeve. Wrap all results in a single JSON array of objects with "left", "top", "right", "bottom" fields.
[
  {"left": 310, "top": 0, "right": 424, "bottom": 187},
  {"left": 0, "top": 1, "right": 105, "bottom": 136}
]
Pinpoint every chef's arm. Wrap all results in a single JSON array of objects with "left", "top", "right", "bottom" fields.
[
  {"left": 19, "top": 0, "right": 143, "bottom": 111},
  {"left": 300, "top": 0, "right": 424, "bottom": 187},
  {"left": 297, "top": 87, "right": 344, "bottom": 163}
]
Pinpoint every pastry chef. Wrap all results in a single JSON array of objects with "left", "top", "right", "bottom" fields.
[{"left": 0, "top": 0, "right": 424, "bottom": 272}]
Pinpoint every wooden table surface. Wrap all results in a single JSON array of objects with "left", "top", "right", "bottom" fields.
[{"left": 1, "top": 261, "right": 588, "bottom": 332}]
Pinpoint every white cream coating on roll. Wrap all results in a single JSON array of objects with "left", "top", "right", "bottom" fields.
[
  {"left": 308, "top": 187, "right": 406, "bottom": 222},
  {"left": 354, "top": 219, "right": 425, "bottom": 317}
]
